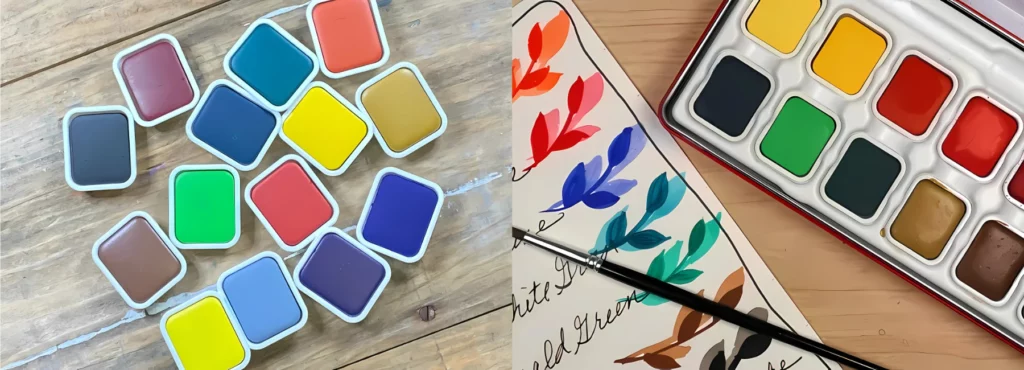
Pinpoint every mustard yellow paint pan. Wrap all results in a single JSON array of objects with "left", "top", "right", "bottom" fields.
[
  {"left": 355, "top": 61, "right": 448, "bottom": 158},
  {"left": 280, "top": 81, "right": 374, "bottom": 176},
  {"left": 743, "top": 0, "right": 822, "bottom": 56},
  {"left": 160, "top": 290, "right": 250, "bottom": 370}
]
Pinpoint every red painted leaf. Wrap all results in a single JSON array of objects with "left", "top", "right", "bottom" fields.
[
  {"left": 528, "top": 23, "right": 543, "bottom": 61},
  {"left": 550, "top": 128, "right": 593, "bottom": 151},
  {"left": 530, "top": 112, "right": 550, "bottom": 165},
  {"left": 518, "top": 66, "right": 550, "bottom": 91},
  {"left": 567, "top": 76, "right": 584, "bottom": 114}
]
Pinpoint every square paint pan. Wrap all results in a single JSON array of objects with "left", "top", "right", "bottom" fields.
[
  {"left": 1008, "top": 156, "right": 1024, "bottom": 209},
  {"left": 885, "top": 177, "right": 971, "bottom": 266},
  {"left": 740, "top": 0, "right": 824, "bottom": 57},
  {"left": 186, "top": 79, "right": 282, "bottom": 171},
  {"left": 223, "top": 19, "right": 318, "bottom": 111},
  {"left": 62, "top": 105, "right": 137, "bottom": 192},
  {"left": 952, "top": 219, "right": 1024, "bottom": 306},
  {"left": 294, "top": 227, "right": 390, "bottom": 323},
  {"left": 217, "top": 251, "right": 308, "bottom": 349},
  {"left": 306, "top": 0, "right": 390, "bottom": 78},
  {"left": 168, "top": 164, "right": 241, "bottom": 249},
  {"left": 280, "top": 81, "right": 374, "bottom": 176},
  {"left": 245, "top": 154, "right": 339, "bottom": 252},
  {"left": 356, "top": 62, "right": 447, "bottom": 158},
  {"left": 753, "top": 93, "right": 839, "bottom": 183},
  {"left": 112, "top": 33, "right": 200, "bottom": 127},
  {"left": 687, "top": 52, "right": 773, "bottom": 141},
  {"left": 356, "top": 167, "right": 444, "bottom": 263},
  {"left": 872, "top": 50, "right": 958, "bottom": 140},
  {"left": 938, "top": 93, "right": 1022, "bottom": 181},
  {"left": 806, "top": 10, "right": 891, "bottom": 98},
  {"left": 92, "top": 211, "right": 186, "bottom": 309},
  {"left": 160, "top": 290, "right": 251, "bottom": 370}
]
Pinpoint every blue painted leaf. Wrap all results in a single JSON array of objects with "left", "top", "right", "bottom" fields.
[
  {"left": 646, "top": 173, "right": 669, "bottom": 213},
  {"left": 664, "top": 241, "right": 683, "bottom": 277},
  {"left": 683, "top": 213, "right": 721, "bottom": 266},
  {"left": 641, "top": 293, "right": 668, "bottom": 306},
  {"left": 607, "top": 127, "right": 632, "bottom": 167},
  {"left": 644, "top": 174, "right": 687, "bottom": 229},
  {"left": 582, "top": 155, "right": 604, "bottom": 191},
  {"left": 596, "top": 179, "right": 637, "bottom": 197},
  {"left": 605, "top": 124, "right": 647, "bottom": 180},
  {"left": 686, "top": 219, "right": 706, "bottom": 259},
  {"left": 667, "top": 269, "right": 703, "bottom": 285},
  {"left": 647, "top": 250, "right": 667, "bottom": 280},
  {"left": 582, "top": 191, "right": 620, "bottom": 209},
  {"left": 541, "top": 200, "right": 564, "bottom": 213},
  {"left": 561, "top": 162, "right": 588, "bottom": 208},
  {"left": 627, "top": 229, "right": 670, "bottom": 250},
  {"left": 590, "top": 206, "right": 628, "bottom": 254}
]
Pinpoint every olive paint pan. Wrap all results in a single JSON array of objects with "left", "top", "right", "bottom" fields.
[
  {"left": 660, "top": 0, "right": 1024, "bottom": 350},
  {"left": 93, "top": 211, "right": 186, "bottom": 309},
  {"left": 356, "top": 62, "right": 447, "bottom": 158},
  {"left": 306, "top": 0, "right": 390, "bottom": 79},
  {"left": 168, "top": 164, "right": 241, "bottom": 249},
  {"left": 245, "top": 154, "right": 339, "bottom": 252},
  {"left": 112, "top": 33, "right": 200, "bottom": 127},
  {"left": 62, "top": 105, "right": 137, "bottom": 192}
]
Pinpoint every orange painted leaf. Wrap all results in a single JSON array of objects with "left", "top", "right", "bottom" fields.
[
  {"left": 715, "top": 268, "right": 745, "bottom": 310},
  {"left": 538, "top": 10, "right": 570, "bottom": 66},
  {"left": 512, "top": 58, "right": 522, "bottom": 94},
  {"left": 517, "top": 72, "right": 562, "bottom": 99},
  {"left": 528, "top": 23, "right": 543, "bottom": 61},
  {"left": 643, "top": 353, "right": 681, "bottom": 369},
  {"left": 661, "top": 346, "right": 692, "bottom": 359},
  {"left": 518, "top": 66, "right": 550, "bottom": 91}
]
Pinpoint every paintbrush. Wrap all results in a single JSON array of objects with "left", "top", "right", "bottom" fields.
[{"left": 512, "top": 227, "right": 885, "bottom": 370}]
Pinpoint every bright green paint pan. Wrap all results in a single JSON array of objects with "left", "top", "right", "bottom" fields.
[
  {"left": 169, "top": 164, "right": 241, "bottom": 249},
  {"left": 759, "top": 96, "right": 837, "bottom": 178}
]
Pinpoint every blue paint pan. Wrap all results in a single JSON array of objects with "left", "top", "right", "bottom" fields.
[{"left": 356, "top": 167, "right": 444, "bottom": 263}]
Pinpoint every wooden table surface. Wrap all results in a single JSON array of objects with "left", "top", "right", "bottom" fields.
[
  {"left": 0, "top": 0, "right": 510, "bottom": 369},
  {"left": 5, "top": 0, "right": 1024, "bottom": 369}
]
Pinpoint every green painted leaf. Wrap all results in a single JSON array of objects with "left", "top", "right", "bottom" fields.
[
  {"left": 686, "top": 219, "right": 705, "bottom": 258},
  {"left": 646, "top": 173, "right": 669, "bottom": 213},
  {"left": 648, "top": 250, "right": 667, "bottom": 280},
  {"left": 641, "top": 293, "right": 669, "bottom": 306},
  {"left": 683, "top": 213, "right": 722, "bottom": 266},
  {"left": 664, "top": 241, "right": 683, "bottom": 276},
  {"left": 667, "top": 269, "right": 703, "bottom": 285},
  {"left": 627, "top": 229, "right": 670, "bottom": 250}
]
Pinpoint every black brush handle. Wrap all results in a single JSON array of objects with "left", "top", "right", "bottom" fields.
[{"left": 598, "top": 260, "right": 885, "bottom": 370}]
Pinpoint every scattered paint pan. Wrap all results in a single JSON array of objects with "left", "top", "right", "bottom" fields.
[
  {"left": 160, "top": 290, "right": 250, "bottom": 370},
  {"left": 357, "top": 167, "right": 443, "bottom": 263},
  {"left": 92, "top": 211, "right": 186, "bottom": 309},
  {"left": 217, "top": 251, "right": 307, "bottom": 349},
  {"left": 186, "top": 79, "right": 282, "bottom": 171},
  {"left": 280, "top": 81, "right": 374, "bottom": 176},
  {"left": 356, "top": 62, "right": 447, "bottom": 158},
  {"left": 224, "top": 19, "right": 318, "bottom": 111},
  {"left": 62, "top": 106, "right": 137, "bottom": 192},
  {"left": 112, "top": 33, "right": 200, "bottom": 127},
  {"left": 306, "top": 0, "right": 390, "bottom": 78},
  {"left": 168, "top": 164, "right": 241, "bottom": 249},
  {"left": 245, "top": 155, "right": 339, "bottom": 252},
  {"left": 294, "top": 227, "right": 390, "bottom": 323}
]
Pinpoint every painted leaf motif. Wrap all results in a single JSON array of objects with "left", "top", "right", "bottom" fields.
[
  {"left": 596, "top": 179, "right": 637, "bottom": 198},
  {"left": 627, "top": 229, "right": 669, "bottom": 250},
  {"left": 567, "top": 76, "right": 584, "bottom": 114},
  {"left": 715, "top": 268, "right": 745, "bottom": 310},
  {"left": 672, "top": 290, "right": 703, "bottom": 338},
  {"left": 518, "top": 66, "right": 551, "bottom": 91},
  {"left": 550, "top": 128, "right": 593, "bottom": 151},
  {"left": 582, "top": 191, "right": 620, "bottom": 209},
  {"left": 660, "top": 346, "right": 691, "bottom": 360},
  {"left": 709, "top": 351, "right": 727, "bottom": 370},
  {"left": 667, "top": 269, "right": 702, "bottom": 285},
  {"left": 647, "top": 172, "right": 669, "bottom": 213},
  {"left": 511, "top": 58, "right": 521, "bottom": 93},
  {"left": 591, "top": 207, "right": 628, "bottom": 254},
  {"left": 582, "top": 155, "right": 603, "bottom": 191},
  {"left": 530, "top": 113, "right": 549, "bottom": 164},
  {"left": 605, "top": 210, "right": 628, "bottom": 247},
  {"left": 542, "top": 110, "right": 560, "bottom": 148},
  {"left": 516, "top": 72, "right": 562, "bottom": 99},
  {"left": 734, "top": 334, "right": 772, "bottom": 361},
  {"left": 647, "top": 250, "right": 667, "bottom": 280},
  {"left": 607, "top": 127, "right": 633, "bottom": 167},
  {"left": 647, "top": 174, "right": 686, "bottom": 226},
  {"left": 684, "top": 213, "right": 721, "bottom": 266},
  {"left": 561, "top": 162, "right": 588, "bottom": 207},
  {"left": 538, "top": 10, "right": 569, "bottom": 65},
  {"left": 686, "top": 219, "right": 706, "bottom": 260},
  {"left": 642, "top": 353, "right": 681, "bottom": 369},
  {"left": 569, "top": 73, "right": 605, "bottom": 130},
  {"left": 640, "top": 293, "right": 668, "bottom": 306},
  {"left": 572, "top": 125, "right": 600, "bottom": 136},
  {"left": 528, "top": 23, "right": 542, "bottom": 61},
  {"left": 663, "top": 241, "right": 683, "bottom": 276},
  {"left": 676, "top": 307, "right": 704, "bottom": 343}
]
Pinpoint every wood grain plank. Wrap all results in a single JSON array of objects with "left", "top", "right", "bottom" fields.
[
  {"left": 571, "top": 0, "right": 1024, "bottom": 368},
  {"left": 0, "top": 0, "right": 226, "bottom": 85},
  {"left": 0, "top": 0, "right": 509, "bottom": 368}
]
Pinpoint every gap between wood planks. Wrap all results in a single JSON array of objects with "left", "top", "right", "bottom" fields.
[
  {"left": 337, "top": 304, "right": 510, "bottom": 369},
  {"left": 0, "top": 0, "right": 230, "bottom": 88}
]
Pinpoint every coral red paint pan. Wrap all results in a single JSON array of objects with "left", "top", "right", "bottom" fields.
[
  {"left": 244, "top": 155, "right": 339, "bottom": 252},
  {"left": 658, "top": 0, "right": 1024, "bottom": 351}
]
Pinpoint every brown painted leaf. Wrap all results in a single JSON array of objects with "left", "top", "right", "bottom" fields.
[
  {"left": 675, "top": 308, "right": 704, "bottom": 343},
  {"left": 642, "top": 353, "right": 681, "bottom": 369},
  {"left": 661, "top": 346, "right": 692, "bottom": 359},
  {"left": 714, "top": 268, "right": 745, "bottom": 310},
  {"left": 671, "top": 289, "right": 703, "bottom": 339}
]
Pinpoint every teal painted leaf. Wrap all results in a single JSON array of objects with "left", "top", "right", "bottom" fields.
[
  {"left": 641, "top": 293, "right": 668, "bottom": 306},
  {"left": 645, "top": 175, "right": 687, "bottom": 228},
  {"left": 607, "top": 211, "right": 628, "bottom": 246},
  {"left": 663, "top": 241, "right": 683, "bottom": 277},
  {"left": 590, "top": 206, "right": 629, "bottom": 254},
  {"left": 627, "top": 229, "right": 670, "bottom": 250},
  {"left": 683, "top": 213, "right": 722, "bottom": 266},
  {"left": 646, "top": 173, "right": 669, "bottom": 213},
  {"left": 667, "top": 269, "right": 703, "bottom": 285},
  {"left": 647, "top": 250, "right": 667, "bottom": 280},
  {"left": 686, "top": 219, "right": 705, "bottom": 259}
]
